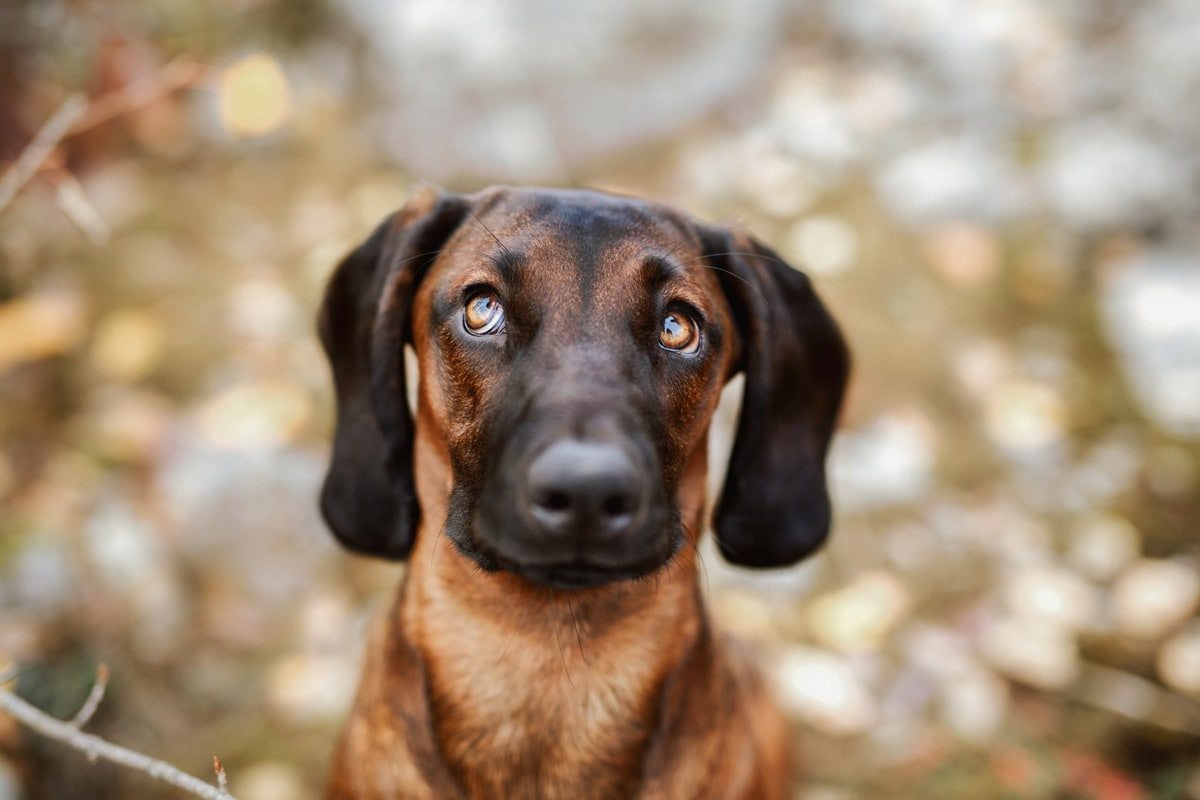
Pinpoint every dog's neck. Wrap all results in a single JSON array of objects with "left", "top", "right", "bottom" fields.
[{"left": 398, "top": 433, "right": 712, "bottom": 797}]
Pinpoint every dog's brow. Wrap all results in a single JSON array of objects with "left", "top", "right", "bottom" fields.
[
  {"left": 640, "top": 254, "right": 686, "bottom": 290},
  {"left": 486, "top": 248, "right": 527, "bottom": 284}
]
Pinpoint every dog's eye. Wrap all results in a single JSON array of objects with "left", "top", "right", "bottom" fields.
[
  {"left": 464, "top": 291, "right": 506, "bottom": 336},
  {"left": 659, "top": 311, "right": 700, "bottom": 354}
]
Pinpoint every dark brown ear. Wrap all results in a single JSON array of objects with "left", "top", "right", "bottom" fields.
[
  {"left": 317, "top": 187, "right": 469, "bottom": 559},
  {"left": 699, "top": 225, "right": 851, "bottom": 568}
]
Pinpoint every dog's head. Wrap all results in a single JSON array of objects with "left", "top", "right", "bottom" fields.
[{"left": 318, "top": 186, "right": 849, "bottom": 589}]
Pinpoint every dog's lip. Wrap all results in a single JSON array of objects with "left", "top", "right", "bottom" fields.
[
  {"left": 459, "top": 513, "right": 686, "bottom": 590},
  {"left": 514, "top": 561, "right": 653, "bottom": 590},
  {"left": 461, "top": 535, "right": 672, "bottom": 590}
]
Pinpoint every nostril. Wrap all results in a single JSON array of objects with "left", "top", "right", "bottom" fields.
[
  {"left": 601, "top": 493, "right": 634, "bottom": 518},
  {"left": 536, "top": 489, "right": 572, "bottom": 513},
  {"left": 527, "top": 439, "right": 644, "bottom": 533}
]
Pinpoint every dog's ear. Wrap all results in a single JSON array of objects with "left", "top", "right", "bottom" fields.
[
  {"left": 317, "top": 186, "right": 469, "bottom": 559},
  {"left": 698, "top": 224, "right": 851, "bottom": 568}
]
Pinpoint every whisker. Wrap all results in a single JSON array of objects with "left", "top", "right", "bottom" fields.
[
  {"left": 567, "top": 597, "right": 589, "bottom": 665},
  {"left": 673, "top": 252, "right": 771, "bottom": 298},
  {"left": 550, "top": 593, "right": 576, "bottom": 689},
  {"left": 494, "top": 622, "right": 520, "bottom": 668},
  {"left": 701, "top": 516, "right": 759, "bottom": 562},
  {"left": 468, "top": 209, "right": 518, "bottom": 266}
]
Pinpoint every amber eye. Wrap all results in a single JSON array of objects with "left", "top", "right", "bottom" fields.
[
  {"left": 659, "top": 310, "right": 700, "bottom": 354},
  {"left": 463, "top": 291, "right": 506, "bottom": 335}
]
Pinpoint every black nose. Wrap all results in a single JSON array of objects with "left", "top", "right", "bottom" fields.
[{"left": 526, "top": 440, "right": 644, "bottom": 539}]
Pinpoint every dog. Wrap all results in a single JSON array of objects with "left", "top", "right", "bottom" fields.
[{"left": 317, "top": 185, "right": 850, "bottom": 799}]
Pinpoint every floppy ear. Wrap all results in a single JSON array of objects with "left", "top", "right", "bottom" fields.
[
  {"left": 699, "top": 225, "right": 851, "bottom": 568},
  {"left": 317, "top": 187, "right": 469, "bottom": 559}
]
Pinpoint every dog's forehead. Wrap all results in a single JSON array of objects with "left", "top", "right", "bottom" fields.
[{"left": 470, "top": 188, "right": 700, "bottom": 274}]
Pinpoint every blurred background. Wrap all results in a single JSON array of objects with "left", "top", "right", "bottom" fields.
[{"left": 2, "top": 0, "right": 1199, "bottom": 797}]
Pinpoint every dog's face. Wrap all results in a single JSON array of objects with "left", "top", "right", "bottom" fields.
[
  {"left": 410, "top": 189, "right": 734, "bottom": 588},
  {"left": 318, "top": 186, "right": 849, "bottom": 589}
]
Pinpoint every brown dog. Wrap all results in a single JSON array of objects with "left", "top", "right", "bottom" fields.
[{"left": 317, "top": 185, "right": 849, "bottom": 799}]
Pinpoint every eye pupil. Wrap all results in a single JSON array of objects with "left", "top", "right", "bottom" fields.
[
  {"left": 659, "top": 311, "right": 699, "bottom": 354},
  {"left": 464, "top": 291, "right": 506, "bottom": 335}
]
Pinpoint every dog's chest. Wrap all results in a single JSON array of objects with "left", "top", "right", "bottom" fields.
[{"left": 421, "top": 610, "right": 668, "bottom": 797}]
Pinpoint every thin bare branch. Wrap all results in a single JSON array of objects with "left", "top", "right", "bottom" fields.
[
  {"left": 48, "top": 169, "right": 111, "bottom": 244},
  {"left": 213, "top": 756, "right": 228, "bottom": 793},
  {"left": 0, "top": 56, "right": 205, "bottom": 220},
  {"left": 0, "top": 94, "right": 87, "bottom": 215},
  {"left": 0, "top": 680, "right": 236, "bottom": 799},
  {"left": 69, "top": 663, "right": 110, "bottom": 729},
  {"left": 69, "top": 56, "right": 205, "bottom": 136}
]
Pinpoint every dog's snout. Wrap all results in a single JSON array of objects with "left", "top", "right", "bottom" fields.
[{"left": 526, "top": 440, "right": 644, "bottom": 538}]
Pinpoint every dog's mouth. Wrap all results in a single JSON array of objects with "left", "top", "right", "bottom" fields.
[
  {"left": 450, "top": 516, "right": 684, "bottom": 591},
  {"left": 514, "top": 562, "right": 654, "bottom": 590}
]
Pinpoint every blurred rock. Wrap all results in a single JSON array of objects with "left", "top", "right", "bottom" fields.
[
  {"left": 808, "top": 570, "right": 911, "bottom": 653},
  {"left": 1042, "top": 122, "right": 1194, "bottom": 230},
  {"left": 902, "top": 624, "right": 976, "bottom": 680},
  {"left": 735, "top": 137, "right": 822, "bottom": 217},
  {"left": 217, "top": 53, "right": 292, "bottom": 138},
  {"left": 342, "top": 0, "right": 781, "bottom": 182},
  {"left": 235, "top": 762, "right": 306, "bottom": 800},
  {"left": 1158, "top": 625, "right": 1200, "bottom": 696},
  {"left": 0, "top": 290, "right": 87, "bottom": 373},
  {"left": 88, "top": 308, "right": 166, "bottom": 381},
  {"left": 877, "top": 136, "right": 1029, "bottom": 223},
  {"left": 938, "top": 667, "right": 1010, "bottom": 744},
  {"left": 82, "top": 493, "right": 186, "bottom": 658},
  {"left": 1112, "top": 559, "right": 1200, "bottom": 640},
  {"left": 784, "top": 215, "right": 858, "bottom": 276},
  {"left": 267, "top": 653, "right": 358, "bottom": 722},
  {"left": 920, "top": 223, "right": 1001, "bottom": 288},
  {"left": 158, "top": 437, "right": 333, "bottom": 605},
  {"left": 829, "top": 411, "right": 937, "bottom": 511},
  {"left": 1067, "top": 514, "right": 1141, "bottom": 582},
  {"left": 767, "top": 69, "right": 860, "bottom": 170},
  {"left": 771, "top": 647, "right": 877, "bottom": 735},
  {"left": 227, "top": 278, "right": 301, "bottom": 343},
  {"left": 1, "top": 535, "right": 76, "bottom": 616},
  {"left": 194, "top": 381, "right": 312, "bottom": 450},
  {"left": 73, "top": 389, "right": 173, "bottom": 462},
  {"left": 951, "top": 338, "right": 1013, "bottom": 399},
  {"left": 1002, "top": 566, "right": 1100, "bottom": 634},
  {"left": 983, "top": 379, "right": 1068, "bottom": 453},
  {"left": 1101, "top": 248, "right": 1200, "bottom": 437},
  {"left": 83, "top": 496, "right": 166, "bottom": 587},
  {"left": 981, "top": 614, "right": 1079, "bottom": 690},
  {"left": 708, "top": 589, "right": 777, "bottom": 642},
  {"left": 300, "top": 590, "right": 356, "bottom": 651}
]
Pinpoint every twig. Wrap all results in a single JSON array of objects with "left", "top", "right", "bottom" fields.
[
  {"left": 47, "top": 168, "right": 111, "bottom": 244},
  {"left": 0, "top": 677, "right": 235, "bottom": 799},
  {"left": 1073, "top": 661, "right": 1200, "bottom": 737},
  {"left": 214, "top": 756, "right": 228, "bottom": 793},
  {"left": 69, "top": 56, "right": 205, "bottom": 136},
  {"left": 0, "top": 94, "right": 87, "bottom": 215},
  {"left": 0, "top": 56, "right": 206, "bottom": 219},
  {"left": 70, "top": 663, "right": 109, "bottom": 729}
]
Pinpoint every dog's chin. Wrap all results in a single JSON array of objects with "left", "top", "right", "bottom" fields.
[
  {"left": 507, "top": 557, "right": 671, "bottom": 591},
  {"left": 448, "top": 515, "right": 684, "bottom": 592}
]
